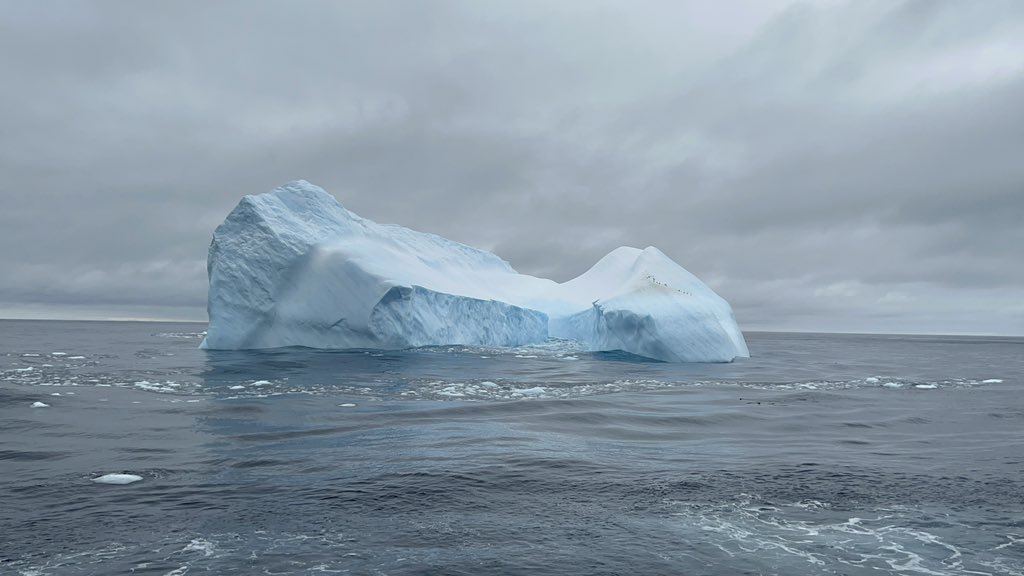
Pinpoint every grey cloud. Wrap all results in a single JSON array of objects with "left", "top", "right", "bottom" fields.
[{"left": 0, "top": 0, "right": 1021, "bottom": 335}]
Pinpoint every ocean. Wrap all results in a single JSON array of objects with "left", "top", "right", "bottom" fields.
[{"left": 1, "top": 319, "right": 1022, "bottom": 575}]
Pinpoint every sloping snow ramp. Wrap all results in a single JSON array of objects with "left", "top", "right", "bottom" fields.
[{"left": 201, "top": 181, "right": 749, "bottom": 362}]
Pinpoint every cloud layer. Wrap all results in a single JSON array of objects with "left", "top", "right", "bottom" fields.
[{"left": 1, "top": 0, "right": 1022, "bottom": 334}]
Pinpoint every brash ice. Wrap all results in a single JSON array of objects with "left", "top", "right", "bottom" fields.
[{"left": 201, "top": 181, "right": 749, "bottom": 362}]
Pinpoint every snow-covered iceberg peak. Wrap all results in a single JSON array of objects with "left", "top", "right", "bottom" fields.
[{"left": 201, "top": 181, "right": 749, "bottom": 362}]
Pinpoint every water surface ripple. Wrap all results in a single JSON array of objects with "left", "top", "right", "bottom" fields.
[{"left": 1, "top": 320, "right": 1022, "bottom": 575}]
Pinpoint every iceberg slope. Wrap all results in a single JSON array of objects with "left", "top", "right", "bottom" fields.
[
  {"left": 548, "top": 247, "right": 748, "bottom": 362},
  {"left": 201, "top": 181, "right": 749, "bottom": 362}
]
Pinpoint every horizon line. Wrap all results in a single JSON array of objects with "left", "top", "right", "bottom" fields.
[{"left": 0, "top": 316, "right": 1020, "bottom": 339}]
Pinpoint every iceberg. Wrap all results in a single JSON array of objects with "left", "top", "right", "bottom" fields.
[{"left": 201, "top": 181, "right": 749, "bottom": 362}]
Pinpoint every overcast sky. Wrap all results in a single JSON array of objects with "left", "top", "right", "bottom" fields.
[{"left": 1, "top": 0, "right": 1022, "bottom": 335}]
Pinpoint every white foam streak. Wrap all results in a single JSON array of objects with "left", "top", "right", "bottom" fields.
[{"left": 668, "top": 497, "right": 1004, "bottom": 576}]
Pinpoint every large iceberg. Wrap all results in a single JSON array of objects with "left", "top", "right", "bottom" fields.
[{"left": 201, "top": 181, "right": 749, "bottom": 362}]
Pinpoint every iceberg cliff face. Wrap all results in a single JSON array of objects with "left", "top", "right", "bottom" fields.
[{"left": 202, "top": 181, "right": 749, "bottom": 362}]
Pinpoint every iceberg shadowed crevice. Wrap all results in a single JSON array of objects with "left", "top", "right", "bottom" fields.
[{"left": 201, "top": 181, "right": 749, "bottom": 362}]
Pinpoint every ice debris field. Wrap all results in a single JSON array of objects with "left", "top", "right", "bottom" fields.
[{"left": 201, "top": 181, "right": 748, "bottom": 363}]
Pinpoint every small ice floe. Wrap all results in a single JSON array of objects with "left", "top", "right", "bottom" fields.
[
  {"left": 182, "top": 538, "right": 216, "bottom": 557},
  {"left": 22, "top": 353, "right": 40, "bottom": 357},
  {"left": 338, "top": 403, "right": 357, "bottom": 407},
  {"left": 228, "top": 385, "right": 246, "bottom": 390},
  {"left": 51, "top": 352, "right": 67, "bottom": 356},
  {"left": 982, "top": 379, "right": 1003, "bottom": 384},
  {"left": 882, "top": 382, "right": 902, "bottom": 388},
  {"left": 13, "top": 366, "right": 33, "bottom": 372},
  {"left": 251, "top": 380, "right": 271, "bottom": 386},
  {"left": 517, "top": 387, "right": 546, "bottom": 397},
  {"left": 134, "top": 381, "right": 174, "bottom": 392},
  {"left": 31, "top": 401, "right": 50, "bottom": 408},
  {"left": 864, "top": 377, "right": 880, "bottom": 384},
  {"left": 50, "top": 392, "right": 61, "bottom": 396},
  {"left": 437, "top": 385, "right": 465, "bottom": 397},
  {"left": 67, "top": 356, "right": 86, "bottom": 360},
  {"left": 915, "top": 384, "right": 938, "bottom": 390},
  {"left": 480, "top": 381, "right": 499, "bottom": 389},
  {"left": 92, "top": 473, "right": 143, "bottom": 485}
]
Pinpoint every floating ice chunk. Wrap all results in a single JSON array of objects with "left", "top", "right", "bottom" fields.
[
  {"left": 14, "top": 366, "right": 33, "bottom": 372},
  {"left": 22, "top": 353, "right": 40, "bottom": 357},
  {"left": 31, "top": 401, "right": 49, "bottom": 408},
  {"left": 338, "top": 403, "right": 357, "bottom": 407},
  {"left": 183, "top": 538, "right": 216, "bottom": 557},
  {"left": 518, "top": 387, "right": 546, "bottom": 397},
  {"left": 915, "top": 384, "right": 938, "bottom": 390},
  {"left": 200, "top": 181, "right": 748, "bottom": 363},
  {"left": 51, "top": 352, "right": 67, "bottom": 356},
  {"left": 882, "top": 382, "right": 902, "bottom": 388},
  {"left": 981, "top": 379, "right": 1003, "bottom": 384},
  {"left": 133, "top": 381, "right": 177, "bottom": 392},
  {"left": 480, "top": 381, "right": 499, "bottom": 388},
  {"left": 68, "top": 356, "right": 86, "bottom": 360},
  {"left": 864, "top": 377, "right": 880, "bottom": 384},
  {"left": 251, "top": 380, "right": 271, "bottom": 386},
  {"left": 228, "top": 385, "right": 246, "bottom": 390},
  {"left": 92, "top": 473, "right": 143, "bottom": 485}
]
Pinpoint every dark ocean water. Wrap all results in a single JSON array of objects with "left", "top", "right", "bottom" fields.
[{"left": 1, "top": 320, "right": 1023, "bottom": 576}]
